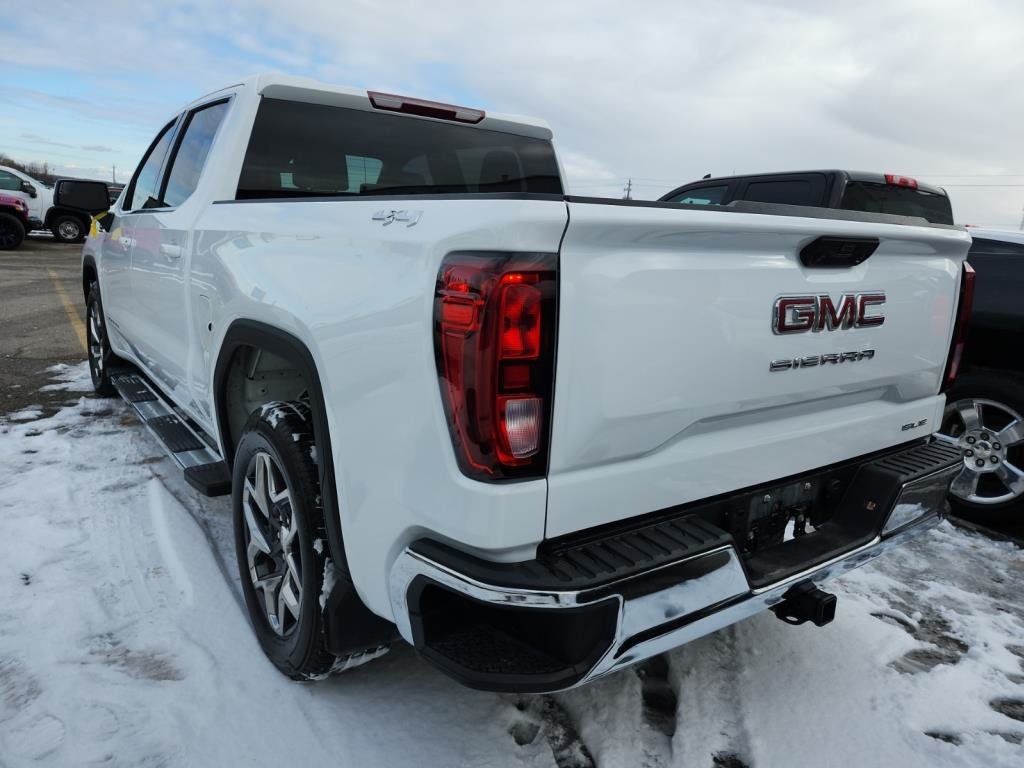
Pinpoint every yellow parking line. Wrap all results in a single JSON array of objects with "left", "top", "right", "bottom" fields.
[{"left": 47, "top": 268, "right": 88, "bottom": 355}]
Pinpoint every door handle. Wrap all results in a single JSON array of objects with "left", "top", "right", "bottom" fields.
[{"left": 160, "top": 243, "right": 184, "bottom": 260}]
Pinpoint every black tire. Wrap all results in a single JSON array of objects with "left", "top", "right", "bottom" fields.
[
  {"left": 941, "top": 369, "right": 1024, "bottom": 523},
  {"left": 232, "top": 401, "right": 338, "bottom": 680},
  {"left": 0, "top": 212, "right": 25, "bottom": 250},
  {"left": 52, "top": 214, "right": 85, "bottom": 244},
  {"left": 86, "top": 284, "right": 119, "bottom": 397}
]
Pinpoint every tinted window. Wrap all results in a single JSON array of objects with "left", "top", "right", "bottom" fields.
[
  {"left": 162, "top": 101, "right": 229, "bottom": 207},
  {"left": 237, "top": 98, "right": 563, "bottom": 199},
  {"left": 127, "top": 121, "right": 177, "bottom": 211},
  {"left": 668, "top": 185, "right": 729, "bottom": 205},
  {"left": 967, "top": 237, "right": 1024, "bottom": 257},
  {"left": 0, "top": 171, "right": 20, "bottom": 191},
  {"left": 840, "top": 181, "right": 953, "bottom": 225},
  {"left": 742, "top": 179, "right": 821, "bottom": 206}
]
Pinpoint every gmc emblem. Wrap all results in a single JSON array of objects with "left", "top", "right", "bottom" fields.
[{"left": 772, "top": 292, "right": 885, "bottom": 334}]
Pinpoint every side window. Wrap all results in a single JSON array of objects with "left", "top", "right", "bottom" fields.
[
  {"left": 0, "top": 171, "right": 20, "bottom": 191},
  {"left": 668, "top": 185, "right": 729, "bottom": 205},
  {"left": 126, "top": 120, "right": 178, "bottom": 211},
  {"left": 740, "top": 177, "right": 825, "bottom": 207},
  {"left": 162, "top": 101, "right": 229, "bottom": 208}
]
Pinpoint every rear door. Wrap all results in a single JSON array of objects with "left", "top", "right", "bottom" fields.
[{"left": 545, "top": 201, "right": 970, "bottom": 537}]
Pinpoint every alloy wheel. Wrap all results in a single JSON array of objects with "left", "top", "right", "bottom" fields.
[
  {"left": 242, "top": 450, "right": 303, "bottom": 636},
  {"left": 87, "top": 301, "right": 105, "bottom": 380},
  {"left": 937, "top": 397, "right": 1024, "bottom": 505},
  {"left": 58, "top": 220, "right": 81, "bottom": 241}
]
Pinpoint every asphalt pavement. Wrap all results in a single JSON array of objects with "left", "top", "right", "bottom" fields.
[{"left": 0, "top": 235, "right": 87, "bottom": 415}]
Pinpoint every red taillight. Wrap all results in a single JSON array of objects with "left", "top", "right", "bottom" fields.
[
  {"left": 434, "top": 253, "right": 557, "bottom": 480},
  {"left": 885, "top": 173, "right": 919, "bottom": 189},
  {"left": 943, "top": 262, "right": 975, "bottom": 391},
  {"left": 368, "top": 91, "right": 485, "bottom": 124}
]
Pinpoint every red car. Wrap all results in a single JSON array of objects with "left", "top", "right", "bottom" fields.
[{"left": 0, "top": 192, "right": 29, "bottom": 250}]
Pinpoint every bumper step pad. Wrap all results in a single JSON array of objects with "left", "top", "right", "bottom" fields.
[
  {"left": 412, "top": 515, "right": 731, "bottom": 594},
  {"left": 110, "top": 369, "right": 229, "bottom": 497}
]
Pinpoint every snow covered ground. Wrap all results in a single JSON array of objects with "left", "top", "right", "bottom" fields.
[{"left": 0, "top": 363, "right": 1022, "bottom": 767}]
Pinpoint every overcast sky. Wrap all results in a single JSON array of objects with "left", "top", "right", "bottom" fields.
[{"left": 2, "top": 0, "right": 1022, "bottom": 226}]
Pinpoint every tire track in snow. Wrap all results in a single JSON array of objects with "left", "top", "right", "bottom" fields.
[{"left": 147, "top": 479, "right": 195, "bottom": 607}]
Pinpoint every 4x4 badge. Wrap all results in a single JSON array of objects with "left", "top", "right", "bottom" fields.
[{"left": 372, "top": 209, "right": 423, "bottom": 227}]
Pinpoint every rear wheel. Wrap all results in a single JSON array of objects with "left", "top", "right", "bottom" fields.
[
  {"left": 86, "top": 285, "right": 118, "bottom": 397},
  {"left": 52, "top": 214, "right": 85, "bottom": 243},
  {"left": 937, "top": 370, "right": 1024, "bottom": 523},
  {"left": 0, "top": 212, "right": 25, "bottom": 250},
  {"left": 233, "top": 401, "right": 339, "bottom": 680}
]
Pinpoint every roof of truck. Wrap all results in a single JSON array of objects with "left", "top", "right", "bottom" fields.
[
  {"left": 664, "top": 170, "right": 948, "bottom": 198},
  {"left": 189, "top": 73, "right": 553, "bottom": 141}
]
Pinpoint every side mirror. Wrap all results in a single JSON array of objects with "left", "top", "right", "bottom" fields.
[
  {"left": 53, "top": 179, "right": 110, "bottom": 215},
  {"left": 20, "top": 181, "right": 37, "bottom": 199}
]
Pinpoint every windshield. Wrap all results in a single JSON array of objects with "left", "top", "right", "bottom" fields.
[
  {"left": 840, "top": 181, "right": 953, "bottom": 224},
  {"left": 237, "top": 98, "right": 563, "bottom": 199}
]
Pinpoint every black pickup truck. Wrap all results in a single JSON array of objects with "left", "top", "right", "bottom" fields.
[
  {"left": 660, "top": 170, "right": 954, "bottom": 225},
  {"left": 938, "top": 228, "right": 1024, "bottom": 522}
]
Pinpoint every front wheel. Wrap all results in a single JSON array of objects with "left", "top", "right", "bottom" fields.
[
  {"left": 938, "top": 370, "right": 1024, "bottom": 523},
  {"left": 0, "top": 212, "right": 26, "bottom": 250},
  {"left": 52, "top": 214, "right": 85, "bottom": 243},
  {"left": 86, "top": 285, "right": 118, "bottom": 397},
  {"left": 233, "top": 401, "right": 340, "bottom": 680}
]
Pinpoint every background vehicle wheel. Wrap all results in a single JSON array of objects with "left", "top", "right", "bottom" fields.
[
  {"left": 938, "top": 370, "right": 1024, "bottom": 523},
  {"left": 232, "top": 401, "right": 339, "bottom": 680},
  {"left": 86, "top": 284, "right": 119, "bottom": 397},
  {"left": 52, "top": 214, "right": 85, "bottom": 243},
  {"left": 0, "top": 212, "right": 26, "bottom": 250}
]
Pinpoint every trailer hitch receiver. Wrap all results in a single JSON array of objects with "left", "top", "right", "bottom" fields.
[{"left": 771, "top": 582, "right": 837, "bottom": 627}]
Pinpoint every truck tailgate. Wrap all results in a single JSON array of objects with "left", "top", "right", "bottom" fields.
[{"left": 546, "top": 202, "right": 970, "bottom": 538}]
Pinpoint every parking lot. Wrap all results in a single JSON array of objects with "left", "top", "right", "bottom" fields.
[{"left": 0, "top": 238, "right": 86, "bottom": 416}]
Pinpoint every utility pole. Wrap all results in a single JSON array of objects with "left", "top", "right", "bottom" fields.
[
  {"left": 622, "top": 178, "right": 632, "bottom": 200},
  {"left": 112, "top": 164, "right": 117, "bottom": 184}
]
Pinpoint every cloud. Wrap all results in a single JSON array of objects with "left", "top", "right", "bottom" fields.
[
  {"left": 81, "top": 144, "right": 113, "bottom": 153},
  {"left": 1, "top": 0, "right": 1022, "bottom": 225},
  {"left": 20, "top": 132, "right": 75, "bottom": 148}
]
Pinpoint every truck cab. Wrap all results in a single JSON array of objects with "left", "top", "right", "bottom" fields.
[{"left": 660, "top": 170, "right": 955, "bottom": 225}]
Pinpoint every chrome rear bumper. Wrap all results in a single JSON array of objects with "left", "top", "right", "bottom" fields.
[{"left": 389, "top": 446, "right": 959, "bottom": 692}]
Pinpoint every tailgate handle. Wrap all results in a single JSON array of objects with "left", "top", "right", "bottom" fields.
[{"left": 800, "top": 236, "right": 879, "bottom": 268}]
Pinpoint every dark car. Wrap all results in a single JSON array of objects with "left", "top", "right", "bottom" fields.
[
  {"left": 936, "top": 228, "right": 1024, "bottom": 523},
  {"left": 660, "top": 170, "right": 954, "bottom": 225},
  {"left": 0, "top": 192, "right": 30, "bottom": 250}
]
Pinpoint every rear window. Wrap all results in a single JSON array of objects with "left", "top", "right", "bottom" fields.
[
  {"left": 237, "top": 98, "right": 563, "bottom": 199},
  {"left": 840, "top": 181, "right": 953, "bottom": 225}
]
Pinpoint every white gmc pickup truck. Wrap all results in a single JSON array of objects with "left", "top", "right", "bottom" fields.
[{"left": 74, "top": 74, "right": 974, "bottom": 692}]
